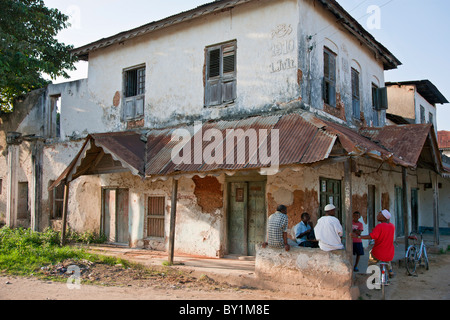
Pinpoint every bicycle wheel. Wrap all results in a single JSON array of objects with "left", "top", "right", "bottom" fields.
[
  {"left": 380, "top": 264, "right": 387, "bottom": 300},
  {"left": 405, "top": 245, "right": 417, "bottom": 275}
]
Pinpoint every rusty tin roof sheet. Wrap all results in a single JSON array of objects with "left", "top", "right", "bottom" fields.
[
  {"left": 145, "top": 113, "right": 338, "bottom": 177},
  {"left": 49, "top": 131, "right": 145, "bottom": 190},
  {"left": 51, "top": 112, "right": 444, "bottom": 189},
  {"left": 359, "top": 124, "right": 435, "bottom": 168}
]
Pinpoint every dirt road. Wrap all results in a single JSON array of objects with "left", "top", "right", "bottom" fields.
[
  {"left": 1, "top": 253, "right": 449, "bottom": 301},
  {"left": 357, "top": 252, "right": 450, "bottom": 300}
]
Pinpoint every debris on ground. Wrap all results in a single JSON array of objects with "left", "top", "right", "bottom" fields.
[{"left": 39, "top": 259, "right": 241, "bottom": 292}]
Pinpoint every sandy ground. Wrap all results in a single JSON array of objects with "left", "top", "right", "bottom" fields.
[
  {"left": 1, "top": 252, "right": 449, "bottom": 301},
  {"left": 356, "top": 252, "right": 450, "bottom": 300},
  {"left": 0, "top": 275, "right": 287, "bottom": 301}
]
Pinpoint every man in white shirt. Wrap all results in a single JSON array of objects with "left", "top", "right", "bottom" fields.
[{"left": 314, "top": 204, "right": 344, "bottom": 251}]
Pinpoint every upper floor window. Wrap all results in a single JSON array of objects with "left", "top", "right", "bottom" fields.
[
  {"left": 123, "top": 65, "right": 145, "bottom": 121},
  {"left": 420, "top": 105, "right": 425, "bottom": 124},
  {"left": 351, "top": 68, "right": 360, "bottom": 119},
  {"left": 372, "top": 83, "right": 388, "bottom": 127},
  {"left": 429, "top": 112, "right": 434, "bottom": 125},
  {"left": 205, "top": 41, "right": 237, "bottom": 107},
  {"left": 47, "top": 95, "right": 61, "bottom": 139},
  {"left": 323, "top": 48, "right": 336, "bottom": 107},
  {"left": 372, "top": 83, "right": 380, "bottom": 127}
]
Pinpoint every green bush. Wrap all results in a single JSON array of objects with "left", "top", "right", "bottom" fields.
[{"left": 0, "top": 226, "right": 118, "bottom": 277}]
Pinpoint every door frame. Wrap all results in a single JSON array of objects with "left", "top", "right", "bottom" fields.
[
  {"left": 101, "top": 187, "right": 130, "bottom": 245},
  {"left": 225, "top": 173, "right": 267, "bottom": 256}
]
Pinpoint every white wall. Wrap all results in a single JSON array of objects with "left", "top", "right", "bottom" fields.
[
  {"left": 86, "top": 0, "right": 300, "bottom": 129},
  {"left": 297, "top": 0, "right": 386, "bottom": 126}
]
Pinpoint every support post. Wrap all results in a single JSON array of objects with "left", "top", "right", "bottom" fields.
[
  {"left": 402, "top": 167, "right": 409, "bottom": 252},
  {"left": 343, "top": 158, "right": 353, "bottom": 257},
  {"left": 60, "top": 182, "right": 70, "bottom": 246},
  {"left": 6, "top": 144, "right": 19, "bottom": 228},
  {"left": 30, "top": 141, "right": 43, "bottom": 232},
  {"left": 168, "top": 178, "right": 179, "bottom": 265},
  {"left": 433, "top": 172, "right": 440, "bottom": 246}
]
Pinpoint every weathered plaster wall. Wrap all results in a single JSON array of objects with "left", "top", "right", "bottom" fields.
[
  {"left": 98, "top": 172, "right": 226, "bottom": 257},
  {"left": 298, "top": 0, "right": 386, "bottom": 126},
  {"left": 41, "top": 141, "right": 101, "bottom": 232},
  {"left": 47, "top": 80, "right": 118, "bottom": 139},
  {"left": 87, "top": 0, "right": 300, "bottom": 129},
  {"left": 255, "top": 244, "right": 356, "bottom": 300},
  {"left": 386, "top": 85, "right": 416, "bottom": 120},
  {"left": 414, "top": 91, "right": 437, "bottom": 129},
  {"left": 417, "top": 168, "right": 450, "bottom": 233},
  {"left": 265, "top": 157, "right": 426, "bottom": 245}
]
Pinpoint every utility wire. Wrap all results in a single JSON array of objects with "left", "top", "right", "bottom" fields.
[{"left": 311, "top": 0, "right": 396, "bottom": 43}]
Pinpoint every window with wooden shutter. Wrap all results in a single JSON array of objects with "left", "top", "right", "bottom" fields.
[
  {"left": 420, "top": 105, "right": 426, "bottom": 124},
  {"left": 123, "top": 65, "right": 145, "bottom": 121},
  {"left": 147, "top": 196, "right": 165, "bottom": 238},
  {"left": 372, "top": 83, "right": 380, "bottom": 127},
  {"left": 323, "top": 48, "right": 336, "bottom": 107},
  {"left": 351, "top": 68, "right": 360, "bottom": 119},
  {"left": 205, "top": 41, "right": 237, "bottom": 107}
]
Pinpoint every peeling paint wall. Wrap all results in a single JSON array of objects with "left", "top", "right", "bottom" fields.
[
  {"left": 86, "top": 0, "right": 301, "bottom": 129},
  {"left": 387, "top": 84, "right": 438, "bottom": 130},
  {"left": 255, "top": 244, "right": 355, "bottom": 300},
  {"left": 297, "top": 0, "right": 386, "bottom": 127},
  {"left": 96, "top": 172, "right": 226, "bottom": 257}
]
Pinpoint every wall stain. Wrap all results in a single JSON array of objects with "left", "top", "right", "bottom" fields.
[
  {"left": 268, "top": 188, "right": 319, "bottom": 228},
  {"left": 192, "top": 175, "right": 223, "bottom": 214}
]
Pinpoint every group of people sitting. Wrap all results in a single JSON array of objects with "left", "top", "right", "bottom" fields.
[{"left": 263, "top": 204, "right": 395, "bottom": 275}]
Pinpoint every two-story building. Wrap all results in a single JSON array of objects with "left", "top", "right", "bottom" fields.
[{"left": 1, "top": 0, "right": 447, "bottom": 264}]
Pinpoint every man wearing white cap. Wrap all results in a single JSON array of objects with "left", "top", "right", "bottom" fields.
[
  {"left": 351, "top": 209, "right": 395, "bottom": 277},
  {"left": 314, "top": 204, "right": 344, "bottom": 251}
]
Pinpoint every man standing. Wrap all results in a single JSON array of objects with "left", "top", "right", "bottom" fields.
[
  {"left": 262, "top": 205, "right": 290, "bottom": 252},
  {"left": 351, "top": 209, "right": 395, "bottom": 276},
  {"left": 314, "top": 204, "right": 344, "bottom": 251}
]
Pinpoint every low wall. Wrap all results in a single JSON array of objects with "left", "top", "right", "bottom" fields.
[{"left": 255, "top": 244, "right": 357, "bottom": 300}]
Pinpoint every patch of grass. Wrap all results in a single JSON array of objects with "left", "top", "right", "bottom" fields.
[{"left": 0, "top": 226, "right": 126, "bottom": 277}]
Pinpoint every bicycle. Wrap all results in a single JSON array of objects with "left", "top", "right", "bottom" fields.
[
  {"left": 405, "top": 232, "right": 429, "bottom": 276},
  {"left": 367, "top": 260, "right": 391, "bottom": 300},
  {"left": 378, "top": 262, "right": 390, "bottom": 300}
]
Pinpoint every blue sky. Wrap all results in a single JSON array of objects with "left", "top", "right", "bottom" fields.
[{"left": 43, "top": 0, "right": 450, "bottom": 131}]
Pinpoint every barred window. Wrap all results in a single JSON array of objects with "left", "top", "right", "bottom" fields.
[
  {"left": 147, "top": 196, "right": 165, "bottom": 238},
  {"left": 123, "top": 65, "right": 145, "bottom": 121}
]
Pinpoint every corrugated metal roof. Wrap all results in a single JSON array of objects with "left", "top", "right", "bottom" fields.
[
  {"left": 438, "top": 131, "right": 450, "bottom": 150},
  {"left": 145, "top": 113, "right": 338, "bottom": 178},
  {"left": 359, "top": 124, "right": 434, "bottom": 168},
  {"left": 92, "top": 131, "right": 145, "bottom": 176},
  {"left": 49, "top": 131, "right": 145, "bottom": 190},
  {"left": 50, "top": 112, "right": 444, "bottom": 189}
]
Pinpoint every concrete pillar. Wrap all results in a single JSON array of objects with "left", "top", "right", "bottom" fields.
[
  {"left": 343, "top": 158, "right": 353, "bottom": 257},
  {"left": 6, "top": 144, "right": 19, "bottom": 228}
]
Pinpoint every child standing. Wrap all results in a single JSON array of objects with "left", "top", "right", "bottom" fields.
[{"left": 352, "top": 211, "right": 365, "bottom": 272}]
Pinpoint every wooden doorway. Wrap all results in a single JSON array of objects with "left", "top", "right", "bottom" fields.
[
  {"left": 102, "top": 188, "right": 130, "bottom": 245},
  {"left": 319, "top": 178, "right": 342, "bottom": 222},
  {"left": 228, "top": 181, "right": 266, "bottom": 256}
]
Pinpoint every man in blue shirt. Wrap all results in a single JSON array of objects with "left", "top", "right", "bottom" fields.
[{"left": 294, "top": 212, "right": 318, "bottom": 248}]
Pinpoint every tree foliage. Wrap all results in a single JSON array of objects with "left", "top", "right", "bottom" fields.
[{"left": 0, "top": 0, "right": 77, "bottom": 112}]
